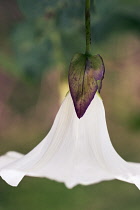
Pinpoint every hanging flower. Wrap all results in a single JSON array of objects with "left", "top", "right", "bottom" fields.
[{"left": 0, "top": 92, "right": 140, "bottom": 189}]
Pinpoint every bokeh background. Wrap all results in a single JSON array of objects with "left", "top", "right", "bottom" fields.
[{"left": 0, "top": 0, "right": 140, "bottom": 209}]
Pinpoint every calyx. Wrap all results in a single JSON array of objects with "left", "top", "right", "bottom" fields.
[{"left": 68, "top": 53, "right": 105, "bottom": 118}]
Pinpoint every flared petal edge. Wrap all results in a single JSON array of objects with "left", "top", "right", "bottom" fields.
[{"left": 0, "top": 93, "right": 140, "bottom": 190}]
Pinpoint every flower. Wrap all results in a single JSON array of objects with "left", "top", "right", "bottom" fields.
[{"left": 0, "top": 92, "right": 140, "bottom": 189}]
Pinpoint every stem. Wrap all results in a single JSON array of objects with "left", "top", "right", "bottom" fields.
[{"left": 85, "top": 0, "right": 91, "bottom": 55}]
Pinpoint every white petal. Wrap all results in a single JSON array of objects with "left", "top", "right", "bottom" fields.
[
  {"left": 0, "top": 93, "right": 140, "bottom": 189},
  {"left": 0, "top": 151, "right": 23, "bottom": 170}
]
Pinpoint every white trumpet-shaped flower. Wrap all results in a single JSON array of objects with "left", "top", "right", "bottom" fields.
[{"left": 0, "top": 93, "right": 140, "bottom": 189}]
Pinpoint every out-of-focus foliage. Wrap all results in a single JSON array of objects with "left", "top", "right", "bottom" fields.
[
  {"left": 93, "top": 0, "right": 140, "bottom": 41},
  {"left": 12, "top": 20, "right": 54, "bottom": 81},
  {"left": 0, "top": 0, "right": 139, "bottom": 82},
  {"left": 17, "top": 0, "right": 140, "bottom": 36},
  {"left": 18, "top": 0, "right": 59, "bottom": 19},
  {"left": 0, "top": 1, "right": 140, "bottom": 209}
]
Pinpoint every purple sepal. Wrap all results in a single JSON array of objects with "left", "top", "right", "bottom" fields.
[
  {"left": 94, "top": 55, "right": 105, "bottom": 92},
  {"left": 68, "top": 53, "right": 105, "bottom": 118}
]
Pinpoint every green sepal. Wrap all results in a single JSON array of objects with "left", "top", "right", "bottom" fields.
[{"left": 68, "top": 53, "right": 105, "bottom": 118}]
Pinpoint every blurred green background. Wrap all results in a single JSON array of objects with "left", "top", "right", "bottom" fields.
[{"left": 0, "top": 0, "right": 140, "bottom": 209}]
